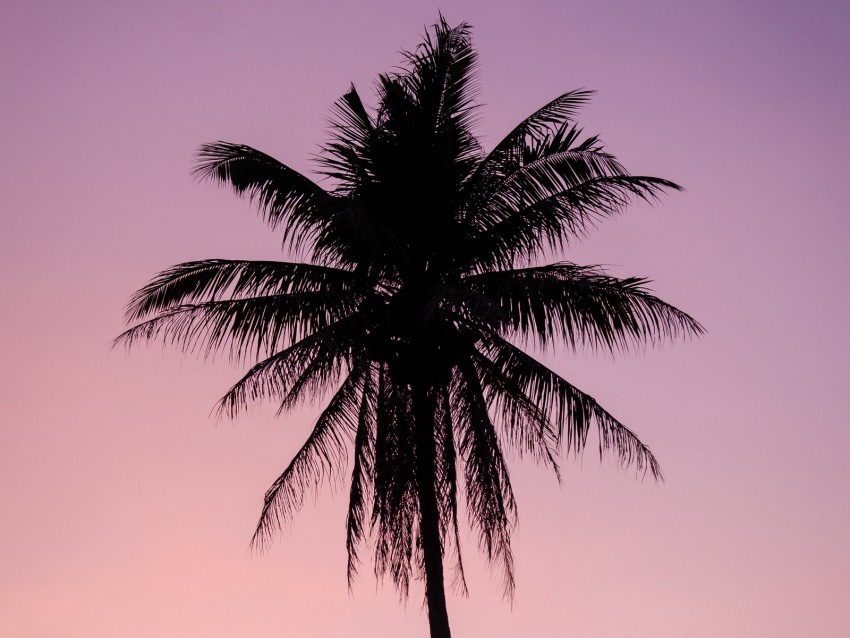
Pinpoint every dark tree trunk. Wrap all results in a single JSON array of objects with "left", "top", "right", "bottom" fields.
[{"left": 413, "top": 384, "right": 452, "bottom": 638}]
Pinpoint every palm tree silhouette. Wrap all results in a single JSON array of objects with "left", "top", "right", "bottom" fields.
[{"left": 116, "top": 17, "right": 702, "bottom": 638}]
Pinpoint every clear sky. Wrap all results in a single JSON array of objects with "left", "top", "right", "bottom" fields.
[{"left": 2, "top": 1, "right": 848, "bottom": 636}]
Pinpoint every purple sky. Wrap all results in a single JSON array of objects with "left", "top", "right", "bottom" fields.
[{"left": 2, "top": 1, "right": 849, "bottom": 636}]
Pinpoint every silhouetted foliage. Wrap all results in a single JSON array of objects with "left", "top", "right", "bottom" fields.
[{"left": 117, "top": 17, "right": 702, "bottom": 638}]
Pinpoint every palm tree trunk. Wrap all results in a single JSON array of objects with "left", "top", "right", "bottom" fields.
[
  {"left": 413, "top": 384, "right": 452, "bottom": 638},
  {"left": 419, "top": 470, "right": 451, "bottom": 638}
]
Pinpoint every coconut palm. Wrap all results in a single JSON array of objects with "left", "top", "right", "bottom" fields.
[{"left": 116, "top": 17, "right": 702, "bottom": 638}]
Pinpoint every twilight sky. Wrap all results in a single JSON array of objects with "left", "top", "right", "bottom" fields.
[{"left": 2, "top": 1, "right": 849, "bottom": 636}]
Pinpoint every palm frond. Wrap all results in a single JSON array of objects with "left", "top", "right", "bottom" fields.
[
  {"left": 194, "top": 142, "right": 341, "bottom": 253},
  {"left": 451, "top": 360, "right": 517, "bottom": 598},
  {"left": 346, "top": 363, "right": 378, "bottom": 587},
  {"left": 114, "top": 290, "right": 362, "bottom": 364},
  {"left": 371, "top": 366, "right": 419, "bottom": 598},
  {"left": 400, "top": 16, "right": 481, "bottom": 167},
  {"left": 485, "top": 146, "right": 629, "bottom": 216},
  {"left": 461, "top": 90, "right": 595, "bottom": 206},
  {"left": 436, "top": 387, "right": 468, "bottom": 596},
  {"left": 214, "top": 315, "right": 366, "bottom": 419},
  {"left": 311, "top": 202, "right": 408, "bottom": 271},
  {"left": 478, "top": 89, "right": 595, "bottom": 170},
  {"left": 334, "top": 85, "right": 375, "bottom": 141},
  {"left": 466, "top": 262, "right": 704, "bottom": 351},
  {"left": 478, "top": 333, "right": 663, "bottom": 480},
  {"left": 461, "top": 175, "right": 679, "bottom": 271},
  {"left": 124, "top": 259, "right": 358, "bottom": 323},
  {"left": 320, "top": 86, "right": 376, "bottom": 195},
  {"left": 251, "top": 359, "right": 368, "bottom": 550},
  {"left": 468, "top": 350, "right": 561, "bottom": 475}
]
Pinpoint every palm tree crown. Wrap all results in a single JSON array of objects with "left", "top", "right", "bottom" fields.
[{"left": 117, "top": 17, "right": 702, "bottom": 638}]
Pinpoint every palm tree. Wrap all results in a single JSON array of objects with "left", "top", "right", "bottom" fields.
[{"left": 116, "top": 17, "right": 702, "bottom": 638}]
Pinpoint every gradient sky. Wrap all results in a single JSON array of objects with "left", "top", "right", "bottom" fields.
[{"left": 2, "top": 1, "right": 849, "bottom": 636}]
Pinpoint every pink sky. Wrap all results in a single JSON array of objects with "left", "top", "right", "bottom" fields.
[{"left": 2, "top": 1, "right": 849, "bottom": 636}]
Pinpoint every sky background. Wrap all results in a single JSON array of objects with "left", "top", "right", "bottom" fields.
[{"left": 2, "top": 1, "right": 849, "bottom": 636}]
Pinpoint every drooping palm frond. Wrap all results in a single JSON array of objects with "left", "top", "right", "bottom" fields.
[
  {"left": 466, "top": 262, "right": 704, "bottom": 351},
  {"left": 451, "top": 360, "right": 517, "bottom": 598},
  {"left": 478, "top": 332, "right": 663, "bottom": 480},
  {"left": 251, "top": 358, "right": 368, "bottom": 550},
  {"left": 434, "top": 387, "right": 469, "bottom": 597},
  {"left": 460, "top": 175, "right": 679, "bottom": 271},
  {"left": 468, "top": 348, "right": 561, "bottom": 473},
  {"left": 214, "top": 315, "right": 366, "bottom": 419},
  {"left": 114, "top": 290, "right": 362, "bottom": 364},
  {"left": 194, "top": 143, "right": 342, "bottom": 253},
  {"left": 124, "top": 259, "right": 358, "bottom": 323},
  {"left": 371, "top": 366, "right": 419, "bottom": 597},
  {"left": 346, "top": 363, "right": 378, "bottom": 587}
]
